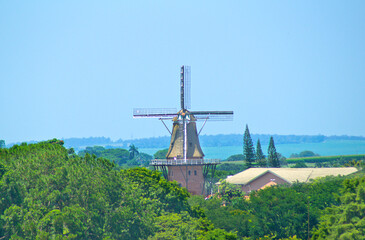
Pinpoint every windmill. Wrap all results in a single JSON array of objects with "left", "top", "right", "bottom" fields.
[{"left": 133, "top": 66, "right": 233, "bottom": 195}]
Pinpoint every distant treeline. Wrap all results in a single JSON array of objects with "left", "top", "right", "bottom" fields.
[{"left": 6, "top": 134, "right": 365, "bottom": 150}]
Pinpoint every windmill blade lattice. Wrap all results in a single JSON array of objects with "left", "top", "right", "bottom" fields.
[
  {"left": 191, "top": 111, "right": 234, "bottom": 121},
  {"left": 180, "top": 66, "right": 191, "bottom": 110},
  {"left": 184, "top": 66, "right": 191, "bottom": 109},
  {"left": 133, "top": 108, "right": 177, "bottom": 119}
]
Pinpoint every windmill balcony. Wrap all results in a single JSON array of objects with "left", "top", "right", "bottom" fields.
[{"left": 150, "top": 159, "right": 220, "bottom": 166}]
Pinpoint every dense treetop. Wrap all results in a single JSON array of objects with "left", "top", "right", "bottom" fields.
[
  {"left": 0, "top": 141, "right": 235, "bottom": 239},
  {"left": 1, "top": 139, "right": 364, "bottom": 239},
  {"left": 78, "top": 145, "right": 152, "bottom": 167}
]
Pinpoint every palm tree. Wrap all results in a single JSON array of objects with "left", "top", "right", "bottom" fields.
[{"left": 129, "top": 144, "right": 139, "bottom": 159}]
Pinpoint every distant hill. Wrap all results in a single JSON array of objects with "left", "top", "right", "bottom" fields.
[{"left": 7, "top": 134, "right": 365, "bottom": 151}]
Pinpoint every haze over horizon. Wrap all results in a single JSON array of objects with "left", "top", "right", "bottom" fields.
[
  {"left": 4, "top": 132, "right": 365, "bottom": 145},
  {"left": 1, "top": 1, "right": 365, "bottom": 143}
]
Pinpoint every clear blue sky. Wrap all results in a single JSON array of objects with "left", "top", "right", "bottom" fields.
[{"left": 1, "top": 1, "right": 365, "bottom": 144}]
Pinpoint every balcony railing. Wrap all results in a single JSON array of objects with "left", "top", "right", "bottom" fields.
[{"left": 150, "top": 159, "right": 220, "bottom": 166}]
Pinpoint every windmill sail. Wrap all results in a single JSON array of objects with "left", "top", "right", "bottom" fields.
[
  {"left": 133, "top": 108, "right": 177, "bottom": 118},
  {"left": 191, "top": 111, "right": 234, "bottom": 121},
  {"left": 180, "top": 65, "right": 191, "bottom": 110},
  {"left": 184, "top": 66, "right": 191, "bottom": 109}
]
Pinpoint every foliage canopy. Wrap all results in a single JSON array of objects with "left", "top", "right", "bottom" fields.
[{"left": 0, "top": 141, "right": 235, "bottom": 239}]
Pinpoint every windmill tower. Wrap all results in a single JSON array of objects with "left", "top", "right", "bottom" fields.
[{"left": 133, "top": 66, "right": 233, "bottom": 195}]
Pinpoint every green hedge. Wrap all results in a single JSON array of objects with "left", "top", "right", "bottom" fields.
[{"left": 287, "top": 154, "right": 365, "bottom": 164}]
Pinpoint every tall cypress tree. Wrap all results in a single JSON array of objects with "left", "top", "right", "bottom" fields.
[
  {"left": 256, "top": 139, "right": 266, "bottom": 167},
  {"left": 268, "top": 136, "right": 280, "bottom": 167},
  {"left": 243, "top": 125, "right": 256, "bottom": 168}
]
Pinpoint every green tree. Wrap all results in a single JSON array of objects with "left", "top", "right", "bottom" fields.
[
  {"left": 47, "top": 138, "right": 64, "bottom": 145},
  {"left": 128, "top": 144, "right": 139, "bottom": 159},
  {"left": 101, "top": 148, "right": 129, "bottom": 165},
  {"left": 243, "top": 125, "right": 256, "bottom": 168},
  {"left": 0, "top": 161, "right": 6, "bottom": 180},
  {"left": 79, "top": 146, "right": 130, "bottom": 166},
  {"left": 0, "top": 141, "right": 238, "bottom": 239},
  {"left": 78, "top": 146, "right": 105, "bottom": 156},
  {"left": 154, "top": 149, "right": 169, "bottom": 159},
  {"left": 256, "top": 139, "right": 266, "bottom": 167},
  {"left": 226, "top": 154, "right": 244, "bottom": 162},
  {"left": 67, "top": 147, "right": 75, "bottom": 155},
  {"left": 268, "top": 136, "right": 280, "bottom": 167},
  {"left": 312, "top": 177, "right": 365, "bottom": 240},
  {"left": 292, "top": 162, "right": 308, "bottom": 168},
  {"left": 278, "top": 153, "right": 288, "bottom": 166},
  {"left": 137, "top": 152, "right": 153, "bottom": 166},
  {"left": 150, "top": 211, "right": 237, "bottom": 240},
  {"left": 0, "top": 140, "right": 5, "bottom": 149},
  {"left": 218, "top": 180, "right": 245, "bottom": 204},
  {"left": 241, "top": 186, "right": 312, "bottom": 239},
  {"left": 290, "top": 151, "right": 319, "bottom": 158},
  {"left": 299, "top": 150, "right": 319, "bottom": 158}
]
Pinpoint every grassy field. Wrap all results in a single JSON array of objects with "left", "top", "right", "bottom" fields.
[{"left": 286, "top": 154, "right": 365, "bottom": 164}]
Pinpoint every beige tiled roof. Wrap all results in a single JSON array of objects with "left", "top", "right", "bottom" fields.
[{"left": 225, "top": 167, "right": 358, "bottom": 185}]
